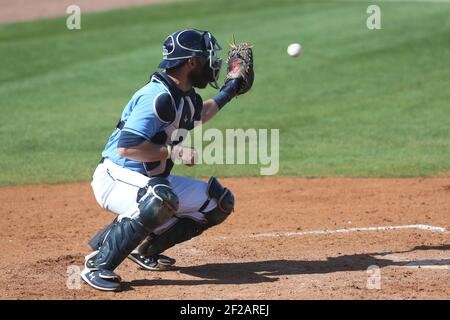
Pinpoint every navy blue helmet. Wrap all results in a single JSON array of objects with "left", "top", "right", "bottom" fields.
[{"left": 158, "top": 29, "right": 223, "bottom": 88}]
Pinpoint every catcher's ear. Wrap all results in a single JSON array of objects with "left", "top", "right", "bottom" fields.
[
  {"left": 186, "top": 57, "right": 197, "bottom": 69},
  {"left": 188, "top": 57, "right": 206, "bottom": 70}
]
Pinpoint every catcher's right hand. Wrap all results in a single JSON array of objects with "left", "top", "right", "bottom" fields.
[
  {"left": 224, "top": 38, "right": 254, "bottom": 96},
  {"left": 169, "top": 145, "right": 198, "bottom": 167}
]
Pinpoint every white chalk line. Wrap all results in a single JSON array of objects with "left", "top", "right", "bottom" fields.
[
  {"left": 251, "top": 224, "right": 448, "bottom": 238},
  {"left": 205, "top": 224, "right": 450, "bottom": 269},
  {"left": 207, "top": 224, "right": 449, "bottom": 241}
]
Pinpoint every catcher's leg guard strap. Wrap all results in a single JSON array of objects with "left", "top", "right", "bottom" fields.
[
  {"left": 135, "top": 180, "right": 179, "bottom": 232},
  {"left": 92, "top": 178, "right": 178, "bottom": 271},
  {"left": 137, "top": 217, "right": 206, "bottom": 257}
]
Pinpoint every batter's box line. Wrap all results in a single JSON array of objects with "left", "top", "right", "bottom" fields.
[{"left": 205, "top": 224, "right": 449, "bottom": 241}]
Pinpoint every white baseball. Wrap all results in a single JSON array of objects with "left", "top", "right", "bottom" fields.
[{"left": 287, "top": 43, "right": 303, "bottom": 58}]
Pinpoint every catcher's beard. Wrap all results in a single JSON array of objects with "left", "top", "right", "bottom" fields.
[{"left": 188, "top": 61, "right": 214, "bottom": 89}]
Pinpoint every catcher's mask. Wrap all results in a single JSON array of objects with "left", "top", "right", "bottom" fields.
[{"left": 158, "top": 29, "right": 223, "bottom": 89}]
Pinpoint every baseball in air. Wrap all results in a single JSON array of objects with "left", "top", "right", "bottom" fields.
[{"left": 287, "top": 43, "right": 303, "bottom": 58}]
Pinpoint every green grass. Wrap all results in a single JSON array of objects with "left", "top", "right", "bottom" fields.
[{"left": 1, "top": 0, "right": 450, "bottom": 185}]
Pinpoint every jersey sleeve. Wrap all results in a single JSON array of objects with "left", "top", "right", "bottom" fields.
[
  {"left": 121, "top": 94, "right": 167, "bottom": 140},
  {"left": 118, "top": 130, "right": 146, "bottom": 148}
]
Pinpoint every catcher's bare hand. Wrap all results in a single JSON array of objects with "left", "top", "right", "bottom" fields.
[{"left": 171, "top": 145, "right": 198, "bottom": 166}]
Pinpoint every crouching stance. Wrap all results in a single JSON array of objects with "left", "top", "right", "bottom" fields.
[
  {"left": 81, "top": 178, "right": 178, "bottom": 291},
  {"left": 82, "top": 28, "right": 251, "bottom": 291}
]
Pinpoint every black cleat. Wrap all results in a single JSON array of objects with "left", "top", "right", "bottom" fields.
[
  {"left": 80, "top": 268, "right": 122, "bottom": 292},
  {"left": 127, "top": 252, "right": 176, "bottom": 271}
]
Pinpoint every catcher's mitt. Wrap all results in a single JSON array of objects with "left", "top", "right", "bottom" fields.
[{"left": 225, "top": 37, "right": 254, "bottom": 95}]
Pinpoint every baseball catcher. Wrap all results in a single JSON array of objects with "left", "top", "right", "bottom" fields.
[{"left": 81, "top": 29, "right": 254, "bottom": 291}]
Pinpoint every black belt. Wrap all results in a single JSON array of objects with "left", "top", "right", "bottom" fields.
[{"left": 99, "top": 157, "right": 106, "bottom": 164}]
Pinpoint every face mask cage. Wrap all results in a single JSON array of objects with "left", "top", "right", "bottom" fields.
[
  {"left": 203, "top": 32, "right": 223, "bottom": 89},
  {"left": 164, "top": 29, "right": 223, "bottom": 88}
]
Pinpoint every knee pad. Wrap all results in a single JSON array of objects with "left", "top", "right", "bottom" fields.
[
  {"left": 204, "top": 176, "right": 234, "bottom": 226},
  {"left": 207, "top": 176, "right": 234, "bottom": 214},
  {"left": 136, "top": 177, "right": 179, "bottom": 232},
  {"left": 203, "top": 206, "right": 230, "bottom": 227}
]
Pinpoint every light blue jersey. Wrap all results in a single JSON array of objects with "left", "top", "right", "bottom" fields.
[
  {"left": 101, "top": 72, "right": 203, "bottom": 177},
  {"left": 102, "top": 81, "right": 167, "bottom": 174}
]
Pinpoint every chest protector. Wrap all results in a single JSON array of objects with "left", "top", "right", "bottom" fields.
[{"left": 144, "top": 73, "right": 200, "bottom": 177}]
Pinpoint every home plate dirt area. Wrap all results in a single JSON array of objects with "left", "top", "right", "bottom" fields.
[{"left": 1, "top": 177, "right": 449, "bottom": 299}]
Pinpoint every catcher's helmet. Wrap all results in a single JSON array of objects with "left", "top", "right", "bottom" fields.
[{"left": 158, "top": 29, "right": 222, "bottom": 88}]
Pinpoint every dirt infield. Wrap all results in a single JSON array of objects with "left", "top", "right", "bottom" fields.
[
  {"left": 0, "top": 177, "right": 449, "bottom": 299},
  {"left": 0, "top": 0, "right": 177, "bottom": 24}
]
